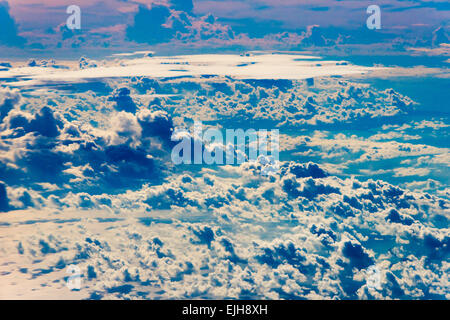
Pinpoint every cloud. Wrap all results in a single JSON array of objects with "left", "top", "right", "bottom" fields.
[
  {"left": 0, "top": 0, "right": 448, "bottom": 55},
  {"left": 108, "top": 111, "right": 142, "bottom": 146},
  {"left": 0, "top": 93, "right": 173, "bottom": 192},
  {"left": 126, "top": 5, "right": 175, "bottom": 45},
  {"left": 282, "top": 175, "right": 340, "bottom": 200},
  {"left": 0, "top": 53, "right": 448, "bottom": 300},
  {"left": 125, "top": 3, "right": 235, "bottom": 46},
  {"left": 0, "top": 154, "right": 448, "bottom": 299},
  {"left": 0, "top": 87, "right": 20, "bottom": 122},
  {"left": 341, "top": 241, "right": 374, "bottom": 270},
  {"left": 109, "top": 87, "right": 137, "bottom": 113},
  {"left": 281, "top": 162, "right": 328, "bottom": 179},
  {"left": 0, "top": 181, "right": 10, "bottom": 211},
  {"left": 0, "top": 1, "right": 25, "bottom": 47},
  {"left": 137, "top": 108, "right": 174, "bottom": 141}
]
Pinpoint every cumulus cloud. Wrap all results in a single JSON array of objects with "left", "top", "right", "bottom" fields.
[
  {"left": 0, "top": 54, "right": 448, "bottom": 300},
  {"left": 1, "top": 158, "right": 448, "bottom": 299},
  {"left": 109, "top": 87, "right": 137, "bottom": 113},
  {"left": 137, "top": 108, "right": 174, "bottom": 142},
  {"left": 0, "top": 90, "right": 178, "bottom": 193},
  {"left": 125, "top": 1, "right": 236, "bottom": 46},
  {"left": 0, "top": 87, "right": 20, "bottom": 122}
]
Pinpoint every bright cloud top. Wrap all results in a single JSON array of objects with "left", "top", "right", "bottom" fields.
[{"left": 0, "top": 53, "right": 382, "bottom": 86}]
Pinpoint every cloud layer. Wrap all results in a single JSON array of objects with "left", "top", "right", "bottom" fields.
[
  {"left": 0, "top": 53, "right": 448, "bottom": 299},
  {"left": 1, "top": 0, "right": 449, "bottom": 57}
]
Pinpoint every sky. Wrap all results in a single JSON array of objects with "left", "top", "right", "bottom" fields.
[{"left": 0, "top": 0, "right": 449, "bottom": 57}]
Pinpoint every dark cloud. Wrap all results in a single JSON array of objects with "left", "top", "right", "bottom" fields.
[
  {"left": 126, "top": 5, "right": 175, "bottom": 45},
  {"left": 190, "top": 225, "right": 215, "bottom": 247},
  {"left": 109, "top": 87, "right": 137, "bottom": 113},
  {"left": 125, "top": 3, "right": 235, "bottom": 46},
  {"left": 7, "top": 106, "right": 62, "bottom": 138},
  {"left": 0, "top": 88, "right": 20, "bottom": 122},
  {"left": 0, "top": 1, "right": 25, "bottom": 47},
  {"left": 137, "top": 109, "right": 174, "bottom": 141},
  {"left": 256, "top": 241, "right": 307, "bottom": 269},
  {"left": 342, "top": 242, "right": 374, "bottom": 270},
  {"left": 28, "top": 107, "right": 62, "bottom": 138},
  {"left": 385, "top": 208, "right": 414, "bottom": 225},
  {"left": 0, "top": 181, "right": 9, "bottom": 212},
  {"left": 282, "top": 176, "right": 340, "bottom": 200},
  {"left": 0, "top": 98, "right": 168, "bottom": 192},
  {"left": 281, "top": 162, "right": 328, "bottom": 179}
]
